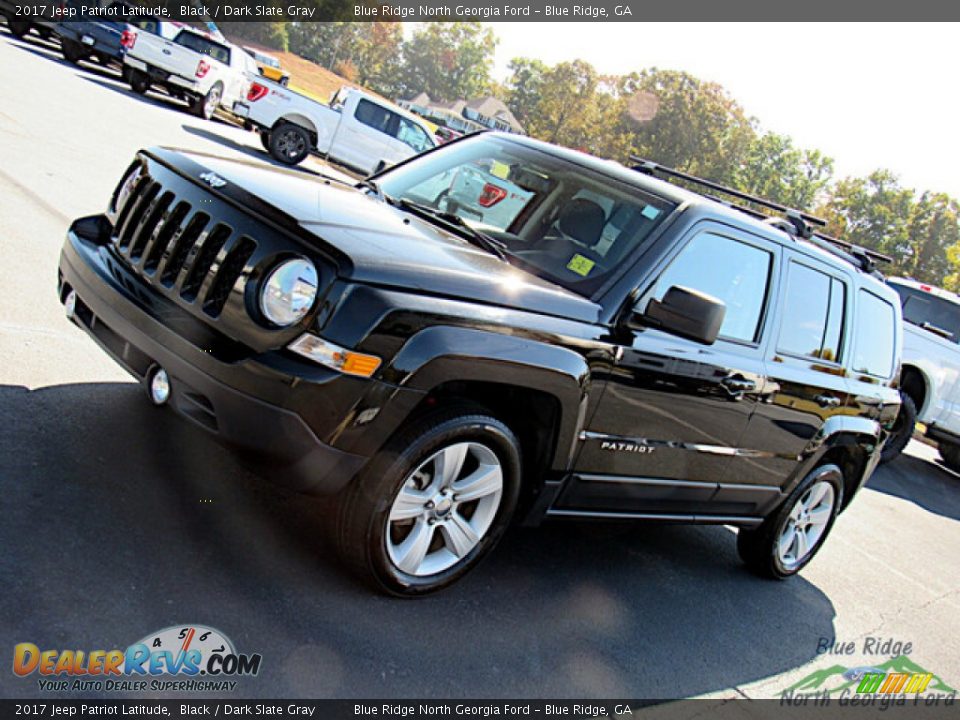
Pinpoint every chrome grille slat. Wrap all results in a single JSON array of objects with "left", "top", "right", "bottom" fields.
[
  {"left": 202, "top": 236, "right": 257, "bottom": 317},
  {"left": 159, "top": 211, "right": 209, "bottom": 287},
  {"left": 180, "top": 224, "right": 231, "bottom": 303},
  {"left": 144, "top": 201, "right": 191, "bottom": 275},
  {"left": 130, "top": 191, "right": 174, "bottom": 262},
  {"left": 117, "top": 181, "right": 160, "bottom": 251}
]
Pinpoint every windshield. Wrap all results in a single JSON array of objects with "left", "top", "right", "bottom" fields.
[
  {"left": 889, "top": 281, "right": 960, "bottom": 341},
  {"left": 377, "top": 135, "right": 675, "bottom": 295}
]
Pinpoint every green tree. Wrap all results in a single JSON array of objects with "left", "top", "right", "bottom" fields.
[
  {"left": 736, "top": 132, "right": 834, "bottom": 210},
  {"left": 623, "top": 69, "right": 756, "bottom": 185},
  {"left": 396, "top": 22, "right": 497, "bottom": 100},
  {"left": 906, "top": 192, "right": 960, "bottom": 284},
  {"left": 503, "top": 57, "right": 547, "bottom": 128}
]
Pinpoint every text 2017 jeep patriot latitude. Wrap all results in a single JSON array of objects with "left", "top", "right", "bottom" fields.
[{"left": 58, "top": 132, "right": 902, "bottom": 595}]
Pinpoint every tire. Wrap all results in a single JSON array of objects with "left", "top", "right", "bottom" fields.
[
  {"left": 259, "top": 131, "right": 271, "bottom": 152},
  {"left": 939, "top": 442, "right": 960, "bottom": 472},
  {"left": 127, "top": 68, "right": 149, "bottom": 95},
  {"left": 738, "top": 463, "right": 844, "bottom": 579},
  {"left": 61, "top": 38, "right": 87, "bottom": 65},
  {"left": 279, "top": 76, "right": 289, "bottom": 87},
  {"left": 191, "top": 82, "right": 222, "bottom": 120},
  {"left": 880, "top": 392, "right": 917, "bottom": 464},
  {"left": 7, "top": 20, "right": 30, "bottom": 38},
  {"left": 268, "top": 123, "right": 311, "bottom": 165},
  {"left": 335, "top": 410, "right": 522, "bottom": 596}
]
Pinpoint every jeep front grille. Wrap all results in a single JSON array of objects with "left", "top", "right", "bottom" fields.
[{"left": 110, "top": 168, "right": 257, "bottom": 319}]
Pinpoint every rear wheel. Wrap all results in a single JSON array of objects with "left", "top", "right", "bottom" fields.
[
  {"left": 268, "top": 123, "right": 311, "bottom": 165},
  {"left": 738, "top": 463, "right": 843, "bottom": 579},
  {"left": 880, "top": 392, "right": 917, "bottom": 464},
  {"left": 939, "top": 442, "right": 960, "bottom": 472},
  {"left": 127, "top": 68, "right": 149, "bottom": 95},
  {"left": 7, "top": 20, "right": 31, "bottom": 38},
  {"left": 61, "top": 38, "right": 87, "bottom": 65},
  {"left": 336, "top": 410, "right": 521, "bottom": 596}
]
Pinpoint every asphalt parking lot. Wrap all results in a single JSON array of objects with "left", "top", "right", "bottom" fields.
[{"left": 1, "top": 26, "right": 959, "bottom": 701}]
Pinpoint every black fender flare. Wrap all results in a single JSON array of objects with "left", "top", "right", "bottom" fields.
[{"left": 383, "top": 325, "right": 594, "bottom": 470}]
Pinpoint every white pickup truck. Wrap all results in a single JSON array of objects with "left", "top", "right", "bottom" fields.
[
  {"left": 233, "top": 82, "right": 437, "bottom": 173},
  {"left": 883, "top": 277, "right": 960, "bottom": 468},
  {"left": 122, "top": 26, "right": 257, "bottom": 120}
]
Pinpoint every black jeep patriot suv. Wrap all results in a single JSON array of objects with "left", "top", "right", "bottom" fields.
[{"left": 57, "top": 132, "right": 902, "bottom": 595}]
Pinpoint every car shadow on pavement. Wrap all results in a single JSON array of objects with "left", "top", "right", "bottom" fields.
[
  {"left": 0, "top": 381, "right": 838, "bottom": 700},
  {"left": 867, "top": 450, "right": 960, "bottom": 522},
  {"left": 80, "top": 75, "right": 194, "bottom": 115},
  {"left": 6, "top": 38, "right": 123, "bottom": 83}
]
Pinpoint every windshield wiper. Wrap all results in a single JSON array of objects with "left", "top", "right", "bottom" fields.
[
  {"left": 395, "top": 198, "right": 509, "bottom": 261},
  {"left": 357, "top": 178, "right": 385, "bottom": 202}
]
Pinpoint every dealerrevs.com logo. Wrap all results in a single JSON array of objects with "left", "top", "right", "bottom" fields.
[{"left": 13, "top": 625, "right": 262, "bottom": 692}]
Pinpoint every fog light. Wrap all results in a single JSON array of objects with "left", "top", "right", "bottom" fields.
[
  {"left": 64, "top": 290, "right": 77, "bottom": 320},
  {"left": 148, "top": 367, "right": 170, "bottom": 406}
]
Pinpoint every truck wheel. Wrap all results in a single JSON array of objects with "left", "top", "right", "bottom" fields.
[
  {"left": 7, "top": 19, "right": 30, "bottom": 38},
  {"left": 738, "top": 463, "right": 843, "bottom": 579},
  {"left": 259, "top": 131, "right": 271, "bottom": 151},
  {"left": 128, "top": 68, "right": 150, "bottom": 95},
  {"left": 938, "top": 442, "right": 960, "bottom": 472},
  {"left": 269, "top": 123, "right": 311, "bottom": 165},
  {"left": 336, "top": 410, "right": 521, "bottom": 596},
  {"left": 192, "top": 82, "right": 222, "bottom": 120},
  {"left": 880, "top": 392, "right": 917, "bottom": 464},
  {"left": 61, "top": 38, "right": 87, "bottom": 65}
]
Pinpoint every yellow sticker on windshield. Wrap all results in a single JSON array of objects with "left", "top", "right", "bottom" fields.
[
  {"left": 567, "top": 254, "right": 595, "bottom": 276},
  {"left": 490, "top": 161, "right": 510, "bottom": 180}
]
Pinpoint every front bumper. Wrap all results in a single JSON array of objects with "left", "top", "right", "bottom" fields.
[{"left": 58, "top": 220, "right": 374, "bottom": 495}]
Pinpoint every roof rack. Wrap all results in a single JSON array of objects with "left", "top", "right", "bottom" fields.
[{"left": 630, "top": 155, "right": 893, "bottom": 275}]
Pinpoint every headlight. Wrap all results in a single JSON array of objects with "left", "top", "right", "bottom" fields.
[{"left": 260, "top": 258, "right": 318, "bottom": 326}]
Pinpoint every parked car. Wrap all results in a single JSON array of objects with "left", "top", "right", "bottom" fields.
[
  {"left": 57, "top": 133, "right": 901, "bottom": 595},
  {"left": 235, "top": 82, "right": 437, "bottom": 172},
  {"left": 243, "top": 46, "right": 289, "bottom": 86},
  {"left": 881, "top": 277, "right": 960, "bottom": 468},
  {"left": 122, "top": 25, "right": 257, "bottom": 119},
  {"left": 57, "top": 8, "right": 175, "bottom": 67},
  {"left": 1, "top": 0, "right": 60, "bottom": 41}
]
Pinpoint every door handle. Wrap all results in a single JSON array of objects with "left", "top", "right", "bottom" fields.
[
  {"left": 816, "top": 394, "right": 842, "bottom": 409},
  {"left": 721, "top": 376, "right": 757, "bottom": 393}
]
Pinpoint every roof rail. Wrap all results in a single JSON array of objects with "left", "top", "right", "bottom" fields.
[{"left": 629, "top": 155, "right": 892, "bottom": 275}]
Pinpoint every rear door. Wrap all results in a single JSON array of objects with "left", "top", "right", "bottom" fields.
[
  {"left": 732, "top": 252, "right": 854, "bottom": 506},
  {"left": 383, "top": 116, "right": 436, "bottom": 165},
  {"left": 559, "top": 222, "right": 780, "bottom": 518}
]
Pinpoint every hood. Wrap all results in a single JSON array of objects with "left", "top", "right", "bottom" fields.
[{"left": 173, "top": 150, "right": 602, "bottom": 324}]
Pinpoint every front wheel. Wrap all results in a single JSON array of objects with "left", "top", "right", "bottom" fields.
[
  {"left": 259, "top": 130, "right": 271, "bottom": 152},
  {"left": 191, "top": 82, "right": 222, "bottom": 120},
  {"left": 268, "top": 123, "right": 311, "bottom": 165},
  {"left": 738, "top": 463, "right": 843, "bottom": 579},
  {"left": 880, "top": 392, "right": 917, "bottom": 464},
  {"left": 336, "top": 410, "right": 521, "bottom": 596},
  {"left": 61, "top": 38, "right": 87, "bottom": 65}
]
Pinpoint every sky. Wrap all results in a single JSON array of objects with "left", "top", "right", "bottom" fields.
[{"left": 485, "top": 22, "right": 960, "bottom": 200}]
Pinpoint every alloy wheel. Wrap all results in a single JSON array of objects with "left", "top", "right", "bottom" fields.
[
  {"left": 777, "top": 478, "right": 836, "bottom": 570},
  {"left": 386, "top": 441, "right": 503, "bottom": 577}
]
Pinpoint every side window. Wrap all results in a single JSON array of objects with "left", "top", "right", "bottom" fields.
[
  {"left": 777, "top": 262, "right": 846, "bottom": 362},
  {"left": 396, "top": 118, "right": 432, "bottom": 152},
  {"left": 853, "top": 290, "right": 897, "bottom": 378},
  {"left": 650, "top": 232, "right": 773, "bottom": 343},
  {"left": 355, "top": 99, "right": 394, "bottom": 137}
]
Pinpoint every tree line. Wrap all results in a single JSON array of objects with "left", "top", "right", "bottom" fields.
[{"left": 229, "top": 21, "right": 960, "bottom": 289}]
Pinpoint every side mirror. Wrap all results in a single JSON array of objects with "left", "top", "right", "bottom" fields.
[{"left": 631, "top": 286, "right": 726, "bottom": 345}]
